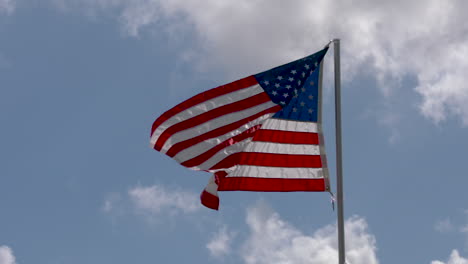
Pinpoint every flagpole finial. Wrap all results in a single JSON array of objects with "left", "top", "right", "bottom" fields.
[{"left": 325, "top": 39, "right": 340, "bottom": 48}]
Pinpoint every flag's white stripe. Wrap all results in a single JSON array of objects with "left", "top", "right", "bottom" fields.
[
  {"left": 161, "top": 101, "right": 277, "bottom": 153},
  {"left": 261, "top": 118, "right": 318, "bottom": 133},
  {"left": 204, "top": 175, "right": 218, "bottom": 196},
  {"left": 173, "top": 113, "right": 274, "bottom": 163},
  {"left": 228, "top": 165, "right": 324, "bottom": 179},
  {"left": 150, "top": 84, "right": 263, "bottom": 145},
  {"left": 243, "top": 141, "right": 320, "bottom": 155},
  {"left": 189, "top": 138, "right": 253, "bottom": 171}
]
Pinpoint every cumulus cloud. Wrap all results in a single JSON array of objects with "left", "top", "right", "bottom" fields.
[
  {"left": 240, "top": 201, "right": 378, "bottom": 264},
  {"left": 102, "top": 192, "right": 123, "bottom": 214},
  {"left": 434, "top": 210, "right": 468, "bottom": 252},
  {"left": 432, "top": 250, "right": 468, "bottom": 264},
  {"left": 206, "top": 226, "right": 235, "bottom": 258},
  {"left": 128, "top": 184, "right": 201, "bottom": 216},
  {"left": 0, "top": 246, "right": 16, "bottom": 264},
  {"left": 435, "top": 218, "right": 454, "bottom": 233},
  {"left": 0, "top": 0, "right": 14, "bottom": 15},
  {"left": 52, "top": 0, "right": 468, "bottom": 126},
  {"left": 102, "top": 184, "right": 202, "bottom": 226}
]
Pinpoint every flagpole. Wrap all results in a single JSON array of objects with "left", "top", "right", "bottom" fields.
[{"left": 333, "top": 38, "right": 346, "bottom": 264}]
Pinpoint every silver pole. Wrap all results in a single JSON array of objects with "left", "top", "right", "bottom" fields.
[{"left": 333, "top": 38, "right": 346, "bottom": 264}]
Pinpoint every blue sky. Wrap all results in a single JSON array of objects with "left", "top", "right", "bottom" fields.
[{"left": 1, "top": 1, "right": 468, "bottom": 264}]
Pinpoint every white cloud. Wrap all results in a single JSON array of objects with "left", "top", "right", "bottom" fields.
[
  {"left": 0, "top": 0, "right": 14, "bottom": 15},
  {"left": 102, "top": 192, "right": 122, "bottom": 214},
  {"left": 0, "top": 246, "right": 16, "bottom": 264},
  {"left": 435, "top": 210, "right": 468, "bottom": 252},
  {"left": 128, "top": 184, "right": 201, "bottom": 216},
  {"left": 54, "top": 0, "right": 468, "bottom": 129},
  {"left": 102, "top": 184, "right": 202, "bottom": 226},
  {"left": 460, "top": 210, "right": 468, "bottom": 250},
  {"left": 241, "top": 201, "right": 378, "bottom": 264},
  {"left": 206, "top": 226, "right": 235, "bottom": 258},
  {"left": 435, "top": 218, "right": 454, "bottom": 233},
  {"left": 432, "top": 250, "right": 468, "bottom": 264}
]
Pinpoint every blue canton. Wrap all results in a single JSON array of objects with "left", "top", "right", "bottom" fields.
[{"left": 254, "top": 47, "right": 327, "bottom": 122}]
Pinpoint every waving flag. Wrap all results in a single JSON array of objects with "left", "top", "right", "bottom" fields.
[{"left": 150, "top": 47, "right": 330, "bottom": 210}]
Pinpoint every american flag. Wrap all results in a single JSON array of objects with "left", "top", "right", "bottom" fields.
[{"left": 150, "top": 47, "right": 330, "bottom": 210}]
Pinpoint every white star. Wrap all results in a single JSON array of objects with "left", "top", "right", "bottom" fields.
[
  {"left": 310, "top": 81, "right": 315, "bottom": 86},
  {"left": 301, "top": 87, "right": 306, "bottom": 92},
  {"left": 283, "top": 93, "right": 289, "bottom": 98},
  {"left": 291, "top": 70, "right": 297, "bottom": 74},
  {"left": 305, "top": 64, "right": 310, "bottom": 69},
  {"left": 294, "top": 89, "right": 298, "bottom": 94},
  {"left": 308, "top": 95, "right": 314, "bottom": 100},
  {"left": 264, "top": 80, "right": 269, "bottom": 85},
  {"left": 308, "top": 108, "right": 314, "bottom": 114},
  {"left": 293, "top": 107, "right": 298, "bottom": 112},
  {"left": 277, "top": 76, "right": 283, "bottom": 80},
  {"left": 275, "top": 83, "right": 280, "bottom": 88},
  {"left": 272, "top": 91, "right": 278, "bottom": 96},
  {"left": 302, "top": 72, "right": 306, "bottom": 77},
  {"left": 314, "top": 62, "right": 318, "bottom": 67},
  {"left": 297, "top": 80, "right": 301, "bottom": 85},
  {"left": 288, "top": 77, "right": 294, "bottom": 82},
  {"left": 285, "top": 85, "right": 291, "bottom": 89},
  {"left": 300, "top": 101, "right": 306, "bottom": 106},
  {"left": 280, "top": 101, "right": 286, "bottom": 105}
]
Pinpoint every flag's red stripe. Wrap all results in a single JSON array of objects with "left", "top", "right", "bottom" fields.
[
  {"left": 209, "top": 152, "right": 322, "bottom": 170},
  {"left": 209, "top": 152, "right": 242, "bottom": 170},
  {"left": 181, "top": 124, "right": 262, "bottom": 168},
  {"left": 151, "top": 76, "right": 258, "bottom": 136},
  {"left": 165, "top": 105, "right": 282, "bottom": 156},
  {"left": 253, "top": 129, "right": 319, "bottom": 144},
  {"left": 155, "top": 92, "right": 271, "bottom": 151},
  {"left": 239, "top": 152, "right": 322, "bottom": 167},
  {"left": 200, "top": 190, "right": 219, "bottom": 210},
  {"left": 218, "top": 177, "right": 326, "bottom": 192},
  {"left": 214, "top": 171, "right": 228, "bottom": 181}
]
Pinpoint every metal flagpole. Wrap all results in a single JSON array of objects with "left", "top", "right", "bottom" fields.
[{"left": 333, "top": 38, "right": 346, "bottom": 264}]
